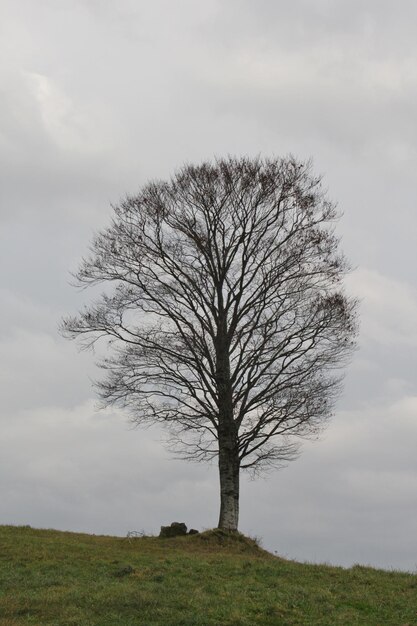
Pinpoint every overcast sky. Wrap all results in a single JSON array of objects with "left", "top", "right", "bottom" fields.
[{"left": 1, "top": 0, "right": 417, "bottom": 572}]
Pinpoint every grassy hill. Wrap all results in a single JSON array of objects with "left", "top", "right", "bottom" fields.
[{"left": 0, "top": 525, "right": 415, "bottom": 625}]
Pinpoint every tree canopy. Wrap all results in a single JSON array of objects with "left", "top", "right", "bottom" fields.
[{"left": 62, "top": 156, "right": 358, "bottom": 529}]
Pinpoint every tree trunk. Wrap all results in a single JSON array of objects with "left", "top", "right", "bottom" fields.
[
  {"left": 217, "top": 435, "right": 240, "bottom": 530},
  {"left": 215, "top": 303, "right": 239, "bottom": 530}
]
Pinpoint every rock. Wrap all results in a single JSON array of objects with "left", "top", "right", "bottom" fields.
[
  {"left": 188, "top": 528, "right": 199, "bottom": 535},
  {"left": 159, "top": 522, "right": 188, "bottom": 538}
]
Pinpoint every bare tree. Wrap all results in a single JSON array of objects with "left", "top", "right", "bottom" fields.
[{"left": 61, "top": 156, "right": 358, "bottom": 531}]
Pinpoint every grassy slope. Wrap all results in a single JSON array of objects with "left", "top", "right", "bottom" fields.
[{"left": 0, "top": 526, "right": 416, "bottom": 626}]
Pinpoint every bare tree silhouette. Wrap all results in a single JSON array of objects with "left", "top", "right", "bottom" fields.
[{"left": 62, "top": 156, "right": 358, "bottom": 530}]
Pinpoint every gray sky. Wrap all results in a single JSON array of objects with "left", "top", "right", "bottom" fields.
[{"left": 1, "top": 0, "right": 417, "bottom": 571}]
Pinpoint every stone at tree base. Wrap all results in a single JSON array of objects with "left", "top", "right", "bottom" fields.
[
  {"left": 159, "top": 522, "right": 188, "bottom": 538},
  {"left": 188, "top": 529, "right": 199, "bottom": 535}
]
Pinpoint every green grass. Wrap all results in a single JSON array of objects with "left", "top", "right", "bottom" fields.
[{"left": 0, "top": 525, "right": 416, "bottom": 625}]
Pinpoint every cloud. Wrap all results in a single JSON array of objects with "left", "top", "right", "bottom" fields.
[
  {"left": 242, "top": 395, "right": 417, "bottom": 570},
  {"left": 347, "top": 268, "right": 417, "bottom": 347},
  {"left": 0, "top": 69, "right": 122, "bottom": 224},
  {"left": 0, "top": 401, "right": 218, "bottom": 535},
  {"left": 24, "top": 72, "right": 107, "bottom": 156},
  {"left": 0, "top": 327, "right": 95, "bottom": 412}
]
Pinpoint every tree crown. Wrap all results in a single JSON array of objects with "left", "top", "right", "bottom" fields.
[{"left": 62, "top": 156, "right": 358, "bottom": 472}]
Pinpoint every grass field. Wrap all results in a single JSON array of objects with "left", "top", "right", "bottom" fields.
[{"left": 0, "top": 525, "right": 416, "bottom": 625}]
